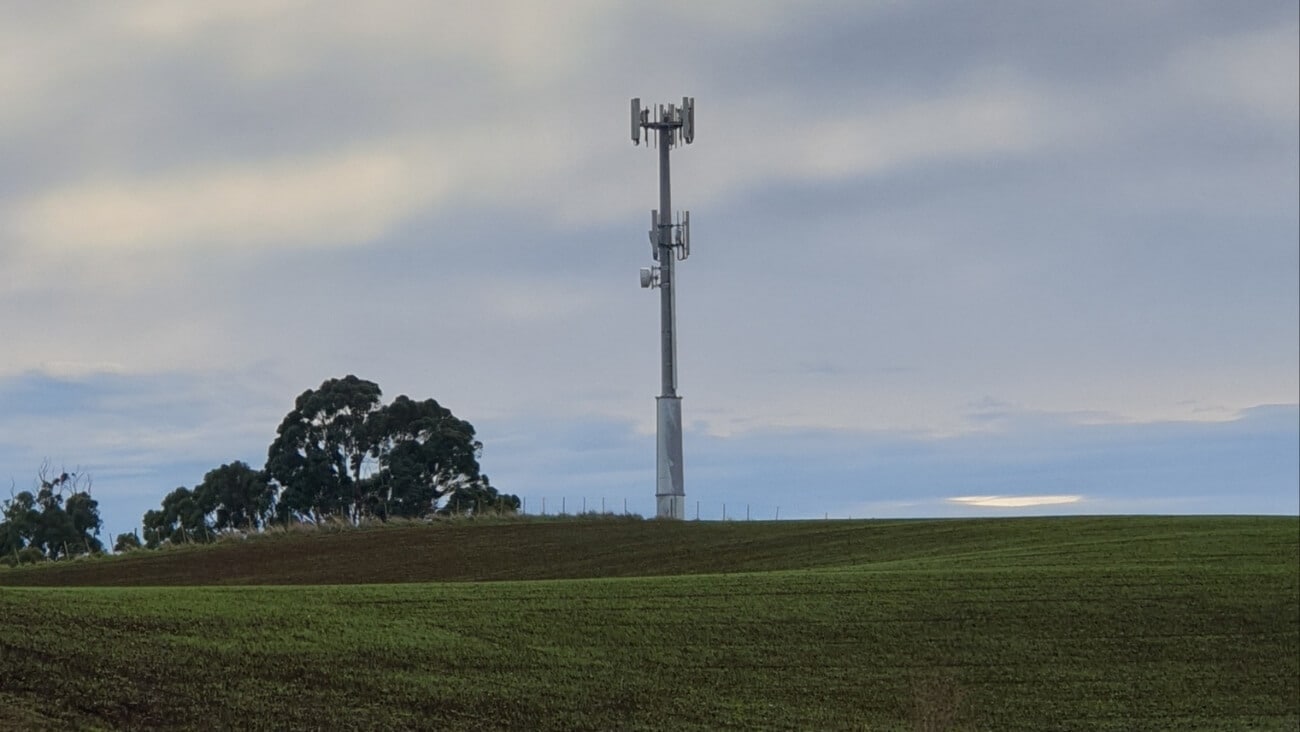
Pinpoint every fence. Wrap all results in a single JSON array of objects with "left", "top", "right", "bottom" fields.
[{"left": 516, "top": 496, "right": 853, "bottom": 521}]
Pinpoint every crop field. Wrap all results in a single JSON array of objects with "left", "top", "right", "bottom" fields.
[{"left": 1, "top": 516, "right": 1297, "bottom": 730}]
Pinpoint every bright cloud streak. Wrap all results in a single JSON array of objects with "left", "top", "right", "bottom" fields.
[
  {"left": 948, "top": 495, "right": 1085, "bottom": 508},
  {"left": 13, "top": 148, "right": 438, "bottom": 255}
]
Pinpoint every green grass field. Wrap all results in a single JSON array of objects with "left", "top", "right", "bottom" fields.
[{"left": 1, "top": 516, "right": 1297, "bottom": 730}]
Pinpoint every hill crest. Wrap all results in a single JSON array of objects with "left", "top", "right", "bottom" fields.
[{"left": 2, "top": 515, "right": 1293, "bottom": 587}]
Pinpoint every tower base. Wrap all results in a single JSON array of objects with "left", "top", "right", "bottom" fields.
[
  {"left": 656, "top": 396, "right": 685, "bottom": 519},
  {"left": 656, "top": 494, "right": 686, "bottom": 520}
]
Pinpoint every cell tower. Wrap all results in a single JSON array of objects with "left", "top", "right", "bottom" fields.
[{"left": 630, "top": 97, "right": 694, "bottom": 520}]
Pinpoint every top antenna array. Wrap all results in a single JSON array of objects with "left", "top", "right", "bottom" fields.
[{"left": 631, "top": 97, "right": 695, "bottom": 147}]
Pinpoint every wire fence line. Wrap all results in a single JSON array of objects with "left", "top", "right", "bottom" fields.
[{"left": 516, "top": 497, "right": 849, "bottom": 522}]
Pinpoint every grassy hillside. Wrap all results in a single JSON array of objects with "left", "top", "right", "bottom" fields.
[
  {"left": 1, "top": 516, "right": 1296, "bottom": 730},
  {"left": 0, "top": 515, "right": 1292, "bottom": 586}
]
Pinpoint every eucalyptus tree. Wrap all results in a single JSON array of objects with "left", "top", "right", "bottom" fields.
[
  {"left": 197, "top": 461, "right": 274, "bottom": 531},
  {"left": 142, "top": 486, "right": 214, "bottom": 548},
  {"left": 265, "top": 376, "right": 518, "bottom": 522},
  {"left": 0, "top": 465, "right": 103, "bottom": 561},
  {"left": 265, "top": 375, "right": 384, "bottom": 522},
  {"left": 367, "top": 394, "right": 496, "bottom": 518}
]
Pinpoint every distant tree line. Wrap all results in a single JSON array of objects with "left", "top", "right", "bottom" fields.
[
  {"left": 138, "top": 376, "right": 519, "bottom": 549},
  {"left": 2, "top": 376, "right": 518, "bottom": 563},
  {"left": 1, "top": 463, "right": 103, "bottom": 565}
]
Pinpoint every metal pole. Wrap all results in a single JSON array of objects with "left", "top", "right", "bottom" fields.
[
  {"left": 659, "top": 127, "right": 675, "bottom": 398},
  {"left": 633, "top": 98, "right": 692, "bottom": 522},
  {"left": 654, "top": 126, "right": 685, "bottom": 520}
]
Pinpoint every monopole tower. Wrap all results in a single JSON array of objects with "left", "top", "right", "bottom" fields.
[{"left": 630, "top": 97, "right": 694, "bottom": 519}]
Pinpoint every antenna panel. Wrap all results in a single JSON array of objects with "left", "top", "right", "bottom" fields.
[
  {"left": 630, "top": 98, "right": 641, "bottom": 145},
  {"left": 674, "top": 211, "right": 690, "bottom": 260},
  {"left": 681, "top": 97, "right": 695, "bottom": 144},
  {"left": 682, "top": 210, "right": 690, "bottom": 258},
  {"left": 650, "top": 210, "right": 660, "bottom": 260}
]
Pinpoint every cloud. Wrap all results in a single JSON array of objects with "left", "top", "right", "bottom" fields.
[
  {"left": 0, "top": 368, "right": 282, "bottom": 462},
  {"left": 0, "top": 1, "right": 1294, "bottom": 527},
  {"left": 115, "top": 0, "right": 316, "bottom": 46},
  {"left": 676, "top": 75, "right": 1067, "bottom": 215},
  {"left": 34, "top": 361, "right": 129, "bottom": 379},
  {"left": 947, "top": 495, "right": 1083, "bottom": 508},
  {"left": 1167, "top": 21, "right": 1300, "bottom": 126},
  {"left": 12, "top": 147, "right": 438, "bottom": 256}
]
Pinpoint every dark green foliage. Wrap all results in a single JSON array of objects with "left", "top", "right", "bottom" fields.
[
  {"left": 1, "top": 491, "right": 39, "bottom": 557},
  {"left": 113, "top": 531, "right": 142, "bottom": 553},
  {"left": 265, "top": 375, "right": 516, "bottom": 523},
  {"left": 35, "top": 501, "right": 78, "bottom": 559},
  {"left": 0, "top": 465, "right": 103, "bottom": 562},
  {"left": 136, "top": 376, "right": 515, "bottom": 547},
  {"left": 142, "top": 487, "right": 214, "bottom": 548},
  {"left": 64, "top": 491, "right": 103, "bottom": 553},
  {"left": 14, "top": 546, "right": 45, "bottom": 566},
  {"left": 138, "top": 465, "right": 275, "bottom": 549},
  {"left": 0, "top": 521, "right": 19, "bottom": 559},
  {"left": 367, "top": 394, "right": 507, "bottom": 519},
  {"left": 266, "top": 375, "right": 384, "bottom": 523},
  {"left": 197, "top": 461, "right": 274, "bottom": 532},
  {"left": 439, "top": 476, "right": 520, "bottom": 516}
]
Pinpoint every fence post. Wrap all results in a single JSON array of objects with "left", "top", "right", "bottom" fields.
[{"left": 723, "top": 504, "right": 727, "bottom": 521}]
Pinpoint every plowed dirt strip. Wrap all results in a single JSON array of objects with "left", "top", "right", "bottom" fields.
[{"left": 1, "top": 515, "right": 1293, "bottom": 586}]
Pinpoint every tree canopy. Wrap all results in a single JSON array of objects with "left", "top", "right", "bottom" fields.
[
  {"left": 1, "top": 465, "right": 103, "bottom": 564},
  {"left": 265, "top": 376, "right": 517, "bottom": 523},
  {"left": 266, "top": 375, "right": 383, "bottom": 523},
  {"left": 2, "top": 377, "right": 518, "bottom": 559},
  {"left": 142, "top": 463, "right": 277, "bottom": 548},
  {"left": 134, "top": 376, "right": 517, "bottom": 549}
]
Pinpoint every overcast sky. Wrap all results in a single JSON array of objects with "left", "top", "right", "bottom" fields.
[{"left": 2, "top": 1, "right": 1296, "bottom": 537}]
